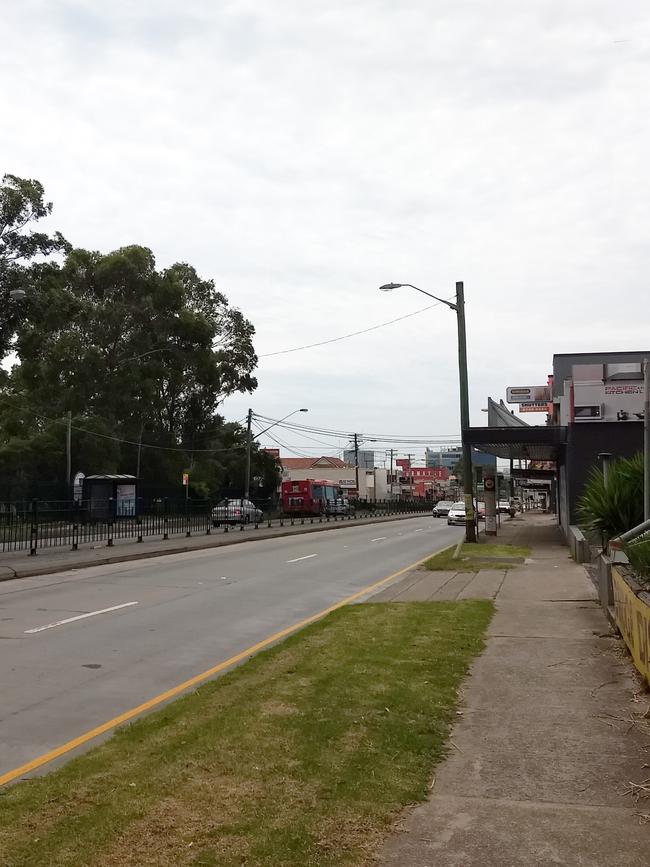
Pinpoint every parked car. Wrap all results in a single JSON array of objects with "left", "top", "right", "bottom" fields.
[
  {"left": 326, "top": 497, "right": 352, "bottom": 515},
  {"left": 212, "top": 498, "right": 263, "bottom": 526},
  {"left": 447, "top": 501, "right": 467, "bottom": 526},
  {"left": 475, "top": 501, "right": 486, "bottom": 520},
  {"left": 498, "top": 500, "right": 515, "bottom": 516},
  {"left": 432, "top": 500, "right": 454, "bottom": 518}
]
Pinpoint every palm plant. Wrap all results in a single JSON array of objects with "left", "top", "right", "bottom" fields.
[
  {"left": 625, "top": 535, "right": 650, "bottom": 581},
  {"left": 578, "top": 453, "right": 644, "bottom": 541}
]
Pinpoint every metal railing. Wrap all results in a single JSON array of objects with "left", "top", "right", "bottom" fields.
[{"left": 0, "top": 497, "right": 434, "bottom": 556}]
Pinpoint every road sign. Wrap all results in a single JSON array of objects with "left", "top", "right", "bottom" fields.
[
  {"left": 506, "top": 386, "right": 551, "bottom": 404},
  {"left": 182, "top": 472, "right": 189, "bottom": 486}
]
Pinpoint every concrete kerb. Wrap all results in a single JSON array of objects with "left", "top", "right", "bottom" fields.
[{"left": 0, "top": 512, "right": 434, "bottom": 581}]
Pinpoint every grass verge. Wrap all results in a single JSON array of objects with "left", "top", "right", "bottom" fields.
[
  {"left": 425, "top": 542, "right": 532, "bottom": 572},
  {"left": 0, "top": 601, "right": 492, "bottom": 867}
]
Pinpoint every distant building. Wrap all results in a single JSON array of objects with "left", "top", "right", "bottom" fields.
[
  {"left": 551, "top": 351, "right": 650, "bottom": 532},
  {"left": 343, "top": 449, "right": 374, "bottom": 469},
  {"left": 426, "top": 446, "right": 496, "bottom": 473}
]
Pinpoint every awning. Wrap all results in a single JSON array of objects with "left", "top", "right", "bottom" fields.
[{"left": 463, "top": 426, "right": 567, "bottom": 461}]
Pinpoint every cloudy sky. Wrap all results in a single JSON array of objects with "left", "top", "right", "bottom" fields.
[{"left": 2, "top": 0, "right": 649, "bottom": 462}]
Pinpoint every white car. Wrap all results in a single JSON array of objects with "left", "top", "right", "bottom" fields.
[
  {"left": 447, "top": 501, "right": 467, "bottom": 526},
  {"left": 212, "top": 498, "right": 263, "bottom": 526}
]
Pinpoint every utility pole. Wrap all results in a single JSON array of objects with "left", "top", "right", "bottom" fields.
[
  {"left": 353, "top": 433, "right": 360, "bottom": 497},
  {"left": 136, "top": 422, "right": 144, "bottom": 478},
  {"left": 66, "top": 410, "right": 72, "bottom": 489},
  {"left": 244, "top": 408, "right": 253, "bottom": 499},
  {"left": 378, "top": 279, "right": 475, "bottom": 541},
  {"left": 389, "top": 447, "right": 394, "bottom": 499},
  {"left": 643, "top": 358, "right": 650, "bottom": 521},
  {"left": 455, "top": 282, "right": 476, "bottom": 541}
]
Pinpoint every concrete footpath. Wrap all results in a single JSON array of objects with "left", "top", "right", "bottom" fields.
[
  {"left": 0, "top": 510, "right": 427, "bottom": 581},
  {"left": 377, "top": 515, "right": 650, "bottom": 866}
]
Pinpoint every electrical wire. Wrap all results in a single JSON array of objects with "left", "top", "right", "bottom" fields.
[
  {"left": 253, "top": 414, "right": 462, "bottom": 444},
  {"left": 258, "top": 298, "right": 454, "bottom": 358}
]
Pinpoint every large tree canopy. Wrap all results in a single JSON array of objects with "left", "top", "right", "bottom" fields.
[
  {"left": 0, "top": 176, "right": 278, "bottom": 501},
  {"left": 0, "top": 173, "right": 69, "bottom": 358}
]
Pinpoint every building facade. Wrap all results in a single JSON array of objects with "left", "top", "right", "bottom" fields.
[{"left": 551, "top": 352, "right": 649, "bottom": 533}]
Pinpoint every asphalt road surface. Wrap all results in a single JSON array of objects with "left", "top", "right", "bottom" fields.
[{"left": 0, "top": 514, "right": 462, "bottom": 781}]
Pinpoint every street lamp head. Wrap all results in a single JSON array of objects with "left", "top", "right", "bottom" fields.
[
  {"left": 299, "top": 408, "right": 308, "bottom": 413},
  {"left": 9, "top": 288, "right": 26, "bottom": 301},
  {"left": 379, "top": 283, "right": 403, "bottom": 292}
]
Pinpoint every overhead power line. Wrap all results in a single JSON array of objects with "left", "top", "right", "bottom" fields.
[
  {"left": 253, "top": 413, "right": 461, "bottom": 444},
  {"left": 258, "top": 298, "right": 454, "bottom": 358}
]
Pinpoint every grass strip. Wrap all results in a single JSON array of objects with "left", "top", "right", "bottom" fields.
[
  {"left": 0, "top": 601, "right": 492, "bottom": 867},
  {"left": 425, "top": 542, "right": 532, "bottom": 572}
]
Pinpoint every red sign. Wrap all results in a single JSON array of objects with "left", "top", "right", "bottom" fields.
[{"left": 519, "top": 402, "right": 549, "bottom": 413}]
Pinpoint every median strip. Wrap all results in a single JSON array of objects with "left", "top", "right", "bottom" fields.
[{"left": 0, "top": 599, "right": 493, "bottom": 867}]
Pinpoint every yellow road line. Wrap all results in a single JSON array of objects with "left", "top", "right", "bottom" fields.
[{"left": 0, "top": 546, "right": 443, "bottom": 787}]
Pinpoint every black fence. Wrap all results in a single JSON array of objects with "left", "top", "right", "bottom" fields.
[{"left": 0, "top": 496, "right": 434, "bottom": 556}]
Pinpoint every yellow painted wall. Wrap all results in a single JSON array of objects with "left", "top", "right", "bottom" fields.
[{"left": 612, "top": 566, "right": 650, "bottom": 685}]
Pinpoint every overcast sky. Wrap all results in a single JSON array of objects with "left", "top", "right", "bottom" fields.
[{"left": 2, "top": 0, "right": 649, "bottom": 462}]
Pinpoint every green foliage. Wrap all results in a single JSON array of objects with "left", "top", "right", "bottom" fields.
[
  {"left": 0, "top": 175, "right": 278, "bottom": 499},
  {"left": 0, "top": 174, "right": 69, "bottom": 358},
  {"left": 624, "top": 536, "right": 650, "bottom": 581},
  {"left": 578, "top": 453, "right": 645, "bottom": 539}
]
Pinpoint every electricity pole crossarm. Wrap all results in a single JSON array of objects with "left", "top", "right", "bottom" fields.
[{"left": 244, "top": 407, "right": 308, "bottom": 499}]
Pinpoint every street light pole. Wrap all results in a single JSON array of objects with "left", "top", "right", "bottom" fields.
[
  {"left": 244, "top": 408, "right": 253, "bottom": 499},
  {"left": 379, "top": 280, "right": 476, "bottom": 542},
  {"left": 455, "top": 281, "right": 476, "bottom": 542},
  {"left": 353, "top": 433, "right": 360, "bottom": 496}
]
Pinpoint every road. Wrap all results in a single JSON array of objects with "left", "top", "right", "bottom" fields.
[{"left": 0, "top": 514, "right": 461, "bottom": 781}]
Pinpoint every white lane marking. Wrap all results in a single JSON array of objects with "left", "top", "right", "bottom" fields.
[
  {"left": 287, "top": 554, "right": 318, "bottom": 563},
  {"left": 415, "top": 528, "right": 425, "bottom": 532},
  {"left": 25, "top": 601, "right": 139, "bottom": 634},
  {"left": 371, "top": 537, "right": 387, "bottom": 542},
  {"left": 220, "top": 576, "right": 228, "bottom": 580}
]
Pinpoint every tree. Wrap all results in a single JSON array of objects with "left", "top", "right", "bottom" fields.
[
  {"left": 0, "top": 174, "right": 69, "bottom": 358},
  {"left": 0, "top": 176, "right": 278, "bottom": 499}
]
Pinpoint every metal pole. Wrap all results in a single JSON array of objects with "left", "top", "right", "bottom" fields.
[
  {"left": 136, "top": 422, "right": 144, "bottom": 478},
  {"left": 456, "top": 281, "right": 476, "bottom": 542},
  {"left": 389, "top": 447, "right": 394, "bottom": 500},
  {"left": 354, "top": 433, "right": 359, "bottom": 497},
  {"left": 66, "top": 410, "right": 72, "bottom": 488},
  {"left": 643, "top": 358, "right": 650, "bottom": 521},
  {"left": 244, "top": 407, "right": 253, "bottom": 499}
]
